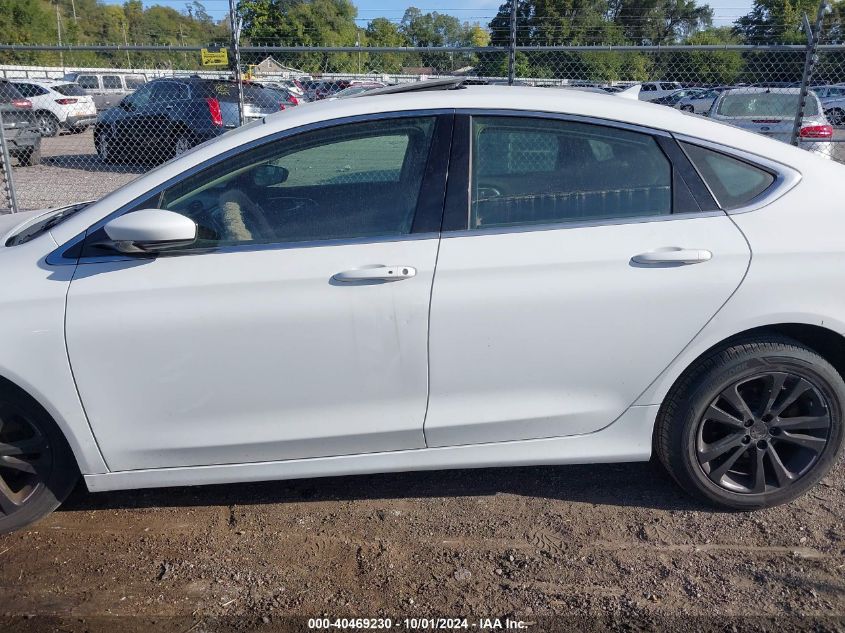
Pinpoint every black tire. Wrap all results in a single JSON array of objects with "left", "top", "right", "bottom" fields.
[
  {"left": 35, "top": 111, "right": 59, "bottom": 137},
  {"left": 656, "top": 336, "right": 845, "bottom": 510},
  {"left": 95, "top": 128, "right": 119, "bottom": 164},
  {"left": 0, "top": 384, "right": 79, "bottom": 534},
  {"left": 826, "top": 108, "right": 845, "bottom": 127},
  {"left": 16, "top": 143, "right": 41, "bottom": 167}
]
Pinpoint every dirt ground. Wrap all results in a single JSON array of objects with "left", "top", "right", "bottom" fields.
[{"left": 0, "top": 457, "right": 843, "bottom": 632}]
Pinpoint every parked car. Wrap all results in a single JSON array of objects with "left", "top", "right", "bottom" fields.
[
  {"left": 810, "top": 83, "right": 845, "bottom": 104},
  {"left": 11, "top": 79, "right": 97, "bottom": 137},
  {"left": 94, "top": 78, "right": 291, "bottom": 164},
  {"left": 330, "top": 83, "right": 387, "bottom": 99},
  {"left": 637, "top": 81, "right": 683, "bottom": 102},
  {"left": 676, "top": 86, "right": 729, "bottom": 114},
  {"left": 0, "top": 80, "right": 41, "bottom": 166},
  {"left": 2, "top": 83, "right": 845, "bottom": 534},
  {"left": 709, "top": 87, "right": 833, "bottom": 159},
  {"left": 652, "top": 87, "right": 707, "bottom": 107},
  {"left": 63, "top": 72, "right": 147, "bottom": 111}
]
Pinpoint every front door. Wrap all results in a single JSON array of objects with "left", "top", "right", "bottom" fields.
[
  {"left": 66, "top": 114, "right": 450, "bottom": 471},
  {"left": 425, "top": 114, "right": 752, "bottom": 446}
]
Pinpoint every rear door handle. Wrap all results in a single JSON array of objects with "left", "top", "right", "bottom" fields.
[
  {"left": 333, "top": 265, "right": 417, "bottom": 283},
  {"left": 631, "top": 248, "right": 713, "bottom": 266}
]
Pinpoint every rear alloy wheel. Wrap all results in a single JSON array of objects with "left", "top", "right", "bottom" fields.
[
  {"left": 0, "top": 387, "right": 78, "bottom": 534},
  {"left": 36, "top": 112, "right": 59, "bottom": 137},
  {"left": 656, "top": 337, "right": 845, "bottom": 509},
  {"left": 826, "top": 108, "right": 845, "bottom": 127}
]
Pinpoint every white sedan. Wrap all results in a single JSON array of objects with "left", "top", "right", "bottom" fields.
[{"left": 1, "top": 85, "right": 843, "bottom": 533}]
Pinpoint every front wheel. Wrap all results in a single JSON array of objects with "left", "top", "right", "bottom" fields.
[
  {"left": 0, "top": 384, "right": 79, "bottom": 534},
  {"left": 656, "top": 337, "right": 845, "bottom": 510}
]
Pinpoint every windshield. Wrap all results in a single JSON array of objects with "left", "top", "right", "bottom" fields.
[
  {"left": 717, "top": 92, "right": 819, "bottom": 117},
  {"left": 5, "top": 202, "right": 90, "bottom": 246}
]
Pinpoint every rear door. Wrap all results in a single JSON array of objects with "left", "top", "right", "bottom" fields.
[{"left": 425, "top": 113, "right": 751, "bottom": 446}]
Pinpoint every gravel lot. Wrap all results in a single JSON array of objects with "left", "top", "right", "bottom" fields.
[{"left": 0, "top": 459, "right": 842, "bottom": 632}]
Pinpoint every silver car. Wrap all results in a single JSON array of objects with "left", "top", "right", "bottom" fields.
[
  {"left": 677, "top": 87, "right": 728, "bottom": 114},
  {"left": 709, "top": 87, "right": 834, "bottom": 159}
]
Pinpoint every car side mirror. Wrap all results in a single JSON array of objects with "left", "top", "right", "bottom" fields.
[
  {"left": 250, "top": 164, "right": 289, "bottom": 187},
  {"left": 104, "top": 209, "right": 197, "bottom": 254}
]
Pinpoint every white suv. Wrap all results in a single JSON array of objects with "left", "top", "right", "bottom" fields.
[
  {"left": 638, "top": 81, "right": 684, "bottom": 102},
  {"left": 12, "top": 79, "right": 97, "bottom": 137}
]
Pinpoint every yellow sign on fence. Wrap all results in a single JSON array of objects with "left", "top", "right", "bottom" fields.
[{"left": 201, "top": 48, "right": 228, "bottom": 66}]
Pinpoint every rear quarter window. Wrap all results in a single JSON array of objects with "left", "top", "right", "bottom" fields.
[{"left": 681, "top": 142, "right": 775, "bottom": 209}]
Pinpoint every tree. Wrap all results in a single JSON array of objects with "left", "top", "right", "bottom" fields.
[{"left": 734, "top": 0, "right": 817, "bottom": 44}]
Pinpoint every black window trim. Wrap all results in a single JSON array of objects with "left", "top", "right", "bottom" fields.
[
  {"left": 49, "top": 110, "right": 455, "bottom": 265},
  {"left": 443, "top": 110, "right": 725, "bottom": 234},
  {"left": 672, "top": 135, "right": 799, "bottom": 214}
]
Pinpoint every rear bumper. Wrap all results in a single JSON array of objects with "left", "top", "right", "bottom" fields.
[{"left": 64, "top": 114, "right": 97, "bottom": 128}]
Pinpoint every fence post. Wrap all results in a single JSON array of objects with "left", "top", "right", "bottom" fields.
[
  {"left": 791, "top": 0, "right": 830, "bottom": 146},
  {"left": 0, "top": 109, "right": 18, "bottom": 214},
  {"left": 507, "top": 0, "right": 517, "bottom": 85},
  {"left": 229, "top": 0, "right": 246, "bottom": 127}
]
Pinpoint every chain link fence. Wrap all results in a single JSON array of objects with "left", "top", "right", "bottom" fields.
[{"left": 1, "top": 42, "right": 844, "bottom": 212}]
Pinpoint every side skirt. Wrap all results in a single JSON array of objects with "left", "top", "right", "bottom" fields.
[{"left": 84, "top": 405, "right": 657, "bottom": 492}]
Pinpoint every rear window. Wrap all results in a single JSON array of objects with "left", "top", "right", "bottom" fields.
[
  {"left": 53, "top": 83, "right": 86, "bottom": 96},
  {"left": 0, "top": 81, "right": 25, "bottom": 103},
  {"left": 681, "top": 142, "right": 775, "bottom": 209},
  {"left": 205, "top": 82, "right": 278, "bottom": 107},
  {"left": 717, "top": 91, "right": 819, "bottom": 117}
]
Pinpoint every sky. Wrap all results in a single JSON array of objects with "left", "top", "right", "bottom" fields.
[{"left": 102, "top": 0, "right": 755, "bottom": 29}]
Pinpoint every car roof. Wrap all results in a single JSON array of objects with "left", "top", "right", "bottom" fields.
[{"left": 51, "top": 83, "right": 842, "bottom": 246}]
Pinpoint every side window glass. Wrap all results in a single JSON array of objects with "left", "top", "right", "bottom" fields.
[
  {"left": 470, "top": 117, "right": 672, "bottom": 230},
  {"left": 125, "top": 75, "right": 146, "bottom": 89},
  {"left": 126, "top": 84, "right": 153, "bottom": 108},
  {"left": 102, "top": 76, "right": 122, "bottom": 90},
  {"left": 680, "top": 142, "right": 775, "bottom": 209},
  {"left": 641, "top": 84, "right": 656, "bottom": 92},
  {"left": 157, "top": 117, "right": 436, "bottom": 247},
  {"left": 78, "top": 76, "right": 99, "bottom": 90}
]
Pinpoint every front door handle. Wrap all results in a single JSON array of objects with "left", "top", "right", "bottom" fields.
[
  {"left": 333, "top": 265, "right": 417, "bottom": 283},
  {"left": 631, "top": 248, "right": 712, "bottom": 266}
]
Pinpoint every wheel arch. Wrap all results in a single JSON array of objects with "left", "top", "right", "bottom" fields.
[
  {"left": 644, "top": 322, "right": 845, "bottom": 438},
  {"left": 0, "top": 371, "right": 106, "bottom": 476}
]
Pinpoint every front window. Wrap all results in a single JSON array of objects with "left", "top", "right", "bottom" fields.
[
  {"left": 153, "top": 117, "right": 436, "bottom": 248},
  {"left": 469, "top": 116, "right": 672, "bottom": 230}
]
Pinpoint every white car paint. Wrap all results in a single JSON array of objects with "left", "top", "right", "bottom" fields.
[
  {"left": 1, "top": 86, "right": 844, "bottom": 493},
  {"left": 11, "top": 79, "right": 97, "bottom": 135}
]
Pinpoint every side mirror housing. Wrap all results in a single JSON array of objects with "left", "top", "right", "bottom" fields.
[{"left": 104, "top": 209, "right": 197, "bottom": 253}]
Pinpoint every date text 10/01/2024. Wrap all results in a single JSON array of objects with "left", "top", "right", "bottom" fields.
[{"left": 307, "top": 618, "right": 530, "bottom": 630}]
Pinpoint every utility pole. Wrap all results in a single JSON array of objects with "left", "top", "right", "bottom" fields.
[
  {"left": 228, "top": 0, "right": 245, "bottom": 126},
  {"left": 507, "top": 0, "right": 517, "bottom": 85},
  {"left": 70, "top": 0, "right": 78, "bottom": 23},
  {"left": 55, "top": 1, "right": 64, "bottom": 70},
  {"left": 356, "top": 29, "right": 362, "bottom": 76},
  {"left": 791, "top": 0, "right": 832, "bottom": 145},
  {"left": 122, "top": 22, "right": 132, "bottom": 69}
]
